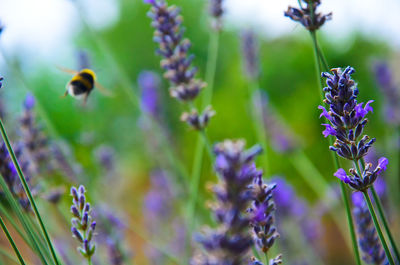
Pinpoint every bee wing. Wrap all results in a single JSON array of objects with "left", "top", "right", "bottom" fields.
[
  {"left": 56, "top": 65, "right": 79, "bottom": 75},
  {"left": 95, "top": 81, "right": 114, "bottom": 97}
]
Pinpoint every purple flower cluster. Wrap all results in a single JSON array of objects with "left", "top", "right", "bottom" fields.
[
  {"left": 145, "top": 0, "right": 205, "bottom": 101},
  {"left": 0, "top": 141, "right": 33, "bottom": 211},
  {"left": 138, "top": 71, "right": 161, "bottom": 118},
  {"left": 272, "top": 177, "right": 321, "bottom": 243},
  {"left": 194, "top": 140, "right": 262, "bottom": 264},
  {"left": 319, "top": 67, "right": 387, "bottom": 191},
  {"left": 70, "top": 185, "right": 96, "bottom": 260},
  {"left": 373, "top": 61, "right": 400, "bottom": 125},
  {"left": 334, "top": 158, "right": 388, "bottom": 191},
  {"left": 95, "top": 145, "right": 116, "bottom": 177},
  {"left": 248, "top": 175, "right": 279, "bottom": 254},
  {"left": 209, "top": 0, "right": 224, "bottom": 30},
  {"left": 352, "top": 192, "right": 386, "bottom": 264},
  {"left": 143, "top": 171, "right": 185, "bottom": 263},
  {"left": 284, "top": 0, "right": 332, "bottom": 31},
  {"left": 144, "top": 0, "right": 214, "bottom": 130},
  {"left": 93, "top": 205, "right": 129, "bottom": 265},
  {"left": 19, "top": 93, "right": 50, "bottom": 175},
  {"left": 181, "top": 106, "right": 215, "bottom": 130}
]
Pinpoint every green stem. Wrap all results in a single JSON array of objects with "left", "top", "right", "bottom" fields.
[
  {"left": 186, "top": 29, "right": 220, "bottom": 256},
  {"left": 309, "top": 30, "right": 362, "bottom": 265},
  {"left": 249, "top": 80, "right": 269, "bottom": 174},
  {"left": 202, "top": 30, "right": 220, "bottom": 109},
  {"left": 339, "top": 181, "right": 361, "bottom": 265},
  {"left": 362, "top": 191, "right": 395, "bottom": 265},
  {"left": 0, "top": 247, "right": 20, "bottom": 265},
  {"left": 264, "top": 252, "right": 269, "bottom": 265},
  {"left": 251, "top": 246, "right": 261, "bottom": 261},
  {"left": 371, "top": 186, "right": 400, "bottom": 262},
  {"left": 200, "top": 130, "right": 213, "bottom": 158},
  {"left": 359, "top": 159, "right": 400, "bottom": 262},
  {"left": 0, "top": 204, "right": 30, "bottom": 245},
  {"left": 0, "top": 177, "right": 50, "bottom": 265},
  {"left": 0, "top": 216, "right": 26, "bottom": 265},
  {"left": 0, "top": 119, "right": 60, "bottom": 265}
]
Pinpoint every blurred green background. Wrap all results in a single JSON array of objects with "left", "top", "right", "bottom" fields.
[{"left": 0, "top": 0, "right": 399, "bottom": 264}]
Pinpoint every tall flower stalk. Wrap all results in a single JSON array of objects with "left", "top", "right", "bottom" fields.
[
  {"left": 144, "top": 0, "right": 219, "bottom": 257},
  {"left": 284, "top": 2, "right": 361, "bottom": 264},
  {"left": 319, "top": 66, "right": 395, "bottom": 265},
  {"left": 240, "top": 30, "right": 269, "bottom": 173},
  {"left": 187, "top": 0, "right": 222, "bottom": 251},
  {"left": 0, "top": 88, "right": 60, "bottom": 265},
  {"left": 70, "top": 185, "right": 97, "bottom": 264},
  {"left": 248, "top": 173, "right": 281, "bottom": 265},
  {"left": 352, "top": 192, "right": 386, "bottom": 265},
  {"left": 0, "top": 215, "right": 26, "bottom": 265},
  {"left": 192, "top": 140, "right": 261, "bottom": 264}
]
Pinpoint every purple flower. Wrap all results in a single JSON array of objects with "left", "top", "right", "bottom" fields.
[
  {"left": 24, "top": 93, "right": 36, "bottom": 110},
  {"left": 20, "top": 93, "right": 51, "bottom": 175},
  {"left": 248, "top": 175, "right": 279, "bottom": 254},
  {"left": 322, "top": 124, "right": 336, "bottom": 137},
  {"left": 70, "top": 185, "right": 96, "bottom": 260},
  {"left": 355, "top": 100, "right": 374, "bottom": 119},
  {"left": 145, "top": 0, "right": 205, "bottom": 102},
  {"left": 377, "top": 157, "right": 388, "bottom": 173},
  {"left": 193, "top": 140, "right": 262, "bottom": 264},
  {"left": 180, "top": 106, "right": 215, "bottom": 130},
  {"left": 373, "top": 61, "right": 400, "bottom": 125},
  {"left": 209, "top": 0, "right": 224, "bottom": 30},
  {"left": 318, "top": 105, "right": 331, "bottom": 121},
  {"left": 320, "top": 67, "right": 383, "bottom": 191},
  {"left": 0, "top": 142, "right": 32, "bottom": 211},
  {"left": 145, "top": 0, "right": 213, "bottom": 128},
  {"left": 334, "top": 161, "right": 387, "bottom": 191},
  {"left": 334, "top": 168, "right": 350, "bottom": 184},
  {"left": 284, "top": 0, "right": 332, "bottom": 31},
  {"left": 351, "top": 192, "right": 364, "bottom": 208},
  {"left": 352, "top": 192, "right": 386, "bottom": 264},
  {"left": 138, "top": 71, "right": 160, "bottom": 117}
]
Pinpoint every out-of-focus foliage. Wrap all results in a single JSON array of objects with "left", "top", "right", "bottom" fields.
[{"left": 0, "top": 0, "right": 397, "bottom": 264}]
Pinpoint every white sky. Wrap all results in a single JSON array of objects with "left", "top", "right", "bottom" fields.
[{"left": 0, "top": 0, "right": 399, "bottom": 67}]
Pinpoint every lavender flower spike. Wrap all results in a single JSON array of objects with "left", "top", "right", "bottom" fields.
[
  {"left": 248, "top": 174, "right": 279, "bottom": 253},
  {"left": 70, "top": 185, "right": 96, "bottom": 260},
  {"left": 320, "top": 67, "right": 384, "bottom": 191},
  {"left": 209, "top": 0, "right": 224, "bottom": 30},
  {"left": 284, "top": 0, "right": 332, "bottom": 31},
  {"left": 241, "top": 30, "right": 260, "bottom": 81},
  {"left": 193, "top": 140, "right": 262, "bottom": 264},
  {"left": 181, "top": 106, "right": 215, "bottom": 130},
  {"left": 352, "top": 192, "right": 386, "bottom": 265},
  {"left": 19, "top": 93, "right": 50, "bottom": 175},
  {"left": 145, "top": 0, "right": 205, "bottom": 102},
  {"left": 138, "top": 71, "right": 161, "bottom": 118},
  {"left": 373, "top": 61, "right": 400, "bottom": 125}
]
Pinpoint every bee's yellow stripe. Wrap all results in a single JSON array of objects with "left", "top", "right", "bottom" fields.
[{"left": 70, "top": 74, "right": 92, "bottom": 89}]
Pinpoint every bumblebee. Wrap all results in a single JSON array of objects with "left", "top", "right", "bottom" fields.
[{"left": 59, "top": 67, "right": 111, "bottom": 104}]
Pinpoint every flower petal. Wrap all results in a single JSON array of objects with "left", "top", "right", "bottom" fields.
[{"left": 322, "top": 124, "right": 336, "bottom": 138}]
